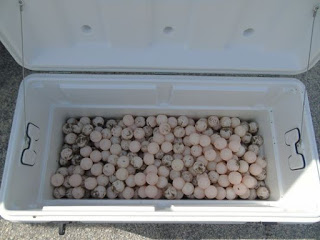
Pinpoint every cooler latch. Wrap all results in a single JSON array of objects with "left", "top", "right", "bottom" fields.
[{"left": 285, "top": 128, "right": 305, "bottom": 170}]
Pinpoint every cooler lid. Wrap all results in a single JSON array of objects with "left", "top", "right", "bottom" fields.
[{"left": 1, "top": 0, "right": 320, "bottom": 74}]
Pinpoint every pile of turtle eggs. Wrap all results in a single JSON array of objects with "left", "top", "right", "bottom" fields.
[{"left": 51, "top": 115, "right": 270, "bottom": 200}]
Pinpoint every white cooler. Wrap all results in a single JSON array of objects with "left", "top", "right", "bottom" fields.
[{"left": 0, "top": 0, "right": 319, "bottom": 223}]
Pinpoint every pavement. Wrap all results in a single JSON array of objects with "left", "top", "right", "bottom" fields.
[{"left": 0, "top": 41, "right": 319, "bottom": 239}]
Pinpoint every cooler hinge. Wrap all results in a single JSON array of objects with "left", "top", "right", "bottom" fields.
[
  {"left": 18, "top": 0, "right": 24, "bottom": 11},
  {"left": 18, "top": 0, "right": 25, "bottom": 78},
  {"left": 313, "top": 5, "right": 319, "bottom": 17}
]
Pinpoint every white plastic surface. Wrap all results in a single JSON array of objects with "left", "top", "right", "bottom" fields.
[
  {"left": 1, "top": 0, "right": 320, "bottom": 74},
  {"left": 0, "top": 74, "right": 319, "bottom": 223}
]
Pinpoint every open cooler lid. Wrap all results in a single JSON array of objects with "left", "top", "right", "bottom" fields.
[{"left": 1, "top": 0, "right": 320, "bottom": 74}]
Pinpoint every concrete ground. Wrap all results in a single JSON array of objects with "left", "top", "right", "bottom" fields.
[{"left": 0, "top": 41, "right": 319, "bottom": 239}]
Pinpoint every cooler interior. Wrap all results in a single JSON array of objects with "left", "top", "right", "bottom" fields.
[{"left": 1, "top": 74, "right": 319, "bottom": 219}]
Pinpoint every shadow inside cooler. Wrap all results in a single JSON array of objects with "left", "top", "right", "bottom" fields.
[{"left": 2, "top": 75, "right": 319, "bottom": 215}]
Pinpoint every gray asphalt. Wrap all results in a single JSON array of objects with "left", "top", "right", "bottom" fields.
[{"left": 0, "top": 41, "right": 319, "bottom": 239}]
